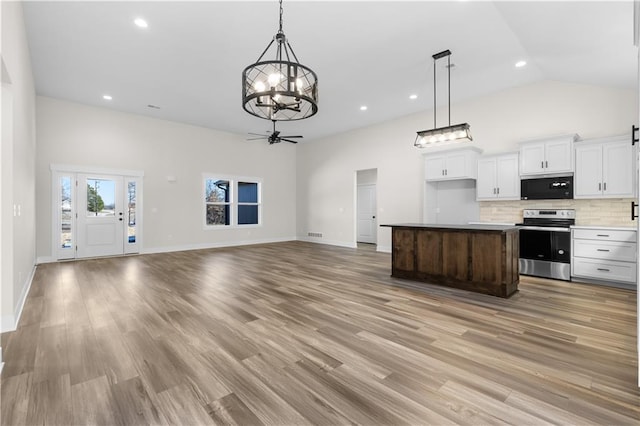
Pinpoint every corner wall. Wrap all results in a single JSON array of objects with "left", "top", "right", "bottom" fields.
[
  {"left": 1, "top": 1, "right": 38, "bottom": 332},
  {"left": 296, "top": 81, "right": 637, "bottom": 251},
  {"left": 35, "top": 97, "right": 297, "bottom": 260}
]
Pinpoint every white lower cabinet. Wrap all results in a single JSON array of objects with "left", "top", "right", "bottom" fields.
[{"left": 571, "top": 227, "right": 637, "bottom": 287}]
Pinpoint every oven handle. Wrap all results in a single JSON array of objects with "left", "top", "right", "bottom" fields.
[{"left": 517, "top": 226, "right": 571, "bottom": 232}]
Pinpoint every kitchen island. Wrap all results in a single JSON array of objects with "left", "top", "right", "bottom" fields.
[{"left": 381, "top": 223, "right": 519, "bottom": 298}]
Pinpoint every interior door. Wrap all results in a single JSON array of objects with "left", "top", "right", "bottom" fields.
[
  {"left": 357, "top": 184, "right": 377, "bottom": 244},
  {"left": 76, "top": 174, "right": 125, "bottom": 258}
]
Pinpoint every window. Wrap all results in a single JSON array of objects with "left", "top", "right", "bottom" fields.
[{"left": 204, "top": 176, "right": 261, "bottom": 227}]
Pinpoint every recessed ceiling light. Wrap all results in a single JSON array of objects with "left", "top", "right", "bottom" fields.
[
  {"left": 409, "top": 94, "right": 418, "bottom": 100},
  {"left": 103, "top": 95, "right": 112, "bottom": 101},
  {"left": 134, "top": 18, "right": 148, "bottom": 28},
  {"left": 360, "top": 106, "right": 368, "bottom": 111},
  {"left": 515, "top": 60, "right": 527, "bottom": 68}
]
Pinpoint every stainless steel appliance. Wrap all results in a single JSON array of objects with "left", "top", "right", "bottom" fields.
[
  {"left": 521, "top": 175, "right": 573, "bottom": 200},
  {"left": 517, "top": 209, "right": 575, "bottom": 281}
]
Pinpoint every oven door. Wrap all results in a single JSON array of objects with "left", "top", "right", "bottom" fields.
[
  {"left": 520, "top": 229, "right": 552, "bottom": 261},
  {"left": 519, "top": 227, "right": 571, "bottom": 281}
]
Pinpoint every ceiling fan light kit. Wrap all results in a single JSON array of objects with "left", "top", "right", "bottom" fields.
[
  {"left": 415, "top": 49, "right": 473, "bottom": 148},
  {"left": 242, "top": 0, "right": 318, "bottom": 122}
]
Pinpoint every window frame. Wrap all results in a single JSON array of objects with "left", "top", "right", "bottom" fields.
[{"left": 203, "top": 174, "right": 262, "bottom": 229}]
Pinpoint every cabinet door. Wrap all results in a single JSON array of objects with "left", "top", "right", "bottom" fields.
[
  {"left": 443, "top": 152, "right": 468, "bottom": 179},
  {"left": 495, "top": 155, "right": 520, "bottom": 199},
  {"left": 520, "top": 142, "right": 546, "bottom": 175},
  {"left": 425, "top": 156, "right": 446, "bottom": 181},
  {"left": 545, "top": 139, "right": 573, "bottom": 173},
  {"left": 603, "top": 141, "right": 633, "bottom": 197},
  {"left": 574, "top": 144, "right": 603, "bottom": 198},
  {"left": 476, "top": 158, "right": 497, "bottom": 199}
]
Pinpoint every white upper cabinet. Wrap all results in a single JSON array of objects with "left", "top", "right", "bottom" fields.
[
  {"left": 424, "top": 146, "right": 483, "bottom": 181},
  {"left": 519, "top": 134, "right": 577, "bottom": 176},
  {"left": 574, "top": 135, "right": 635, "bottom": 199},
  {"left": 477, "top": 153, "right": 520, "bottom": 200}
]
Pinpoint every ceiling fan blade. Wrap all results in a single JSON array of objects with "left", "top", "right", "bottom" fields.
[
  {"left": 246, "top": 137, "right": 267, "bottom": 141},
  {"left": 248, "top": 132, "right": 267, "bottom": 136},
  {"left": 279, "top": 135, "right": 303, "bottom": 139},
  {"left": 280, "top": 138, "right": 299, "bottom": 144}
]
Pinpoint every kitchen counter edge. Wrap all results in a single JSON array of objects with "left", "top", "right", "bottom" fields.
[
  {"left": 380, "top": 223, "right": 519, "bottom": 232},
  {"left": 570, "top": 225, "right": 637, "bottom": 231}
]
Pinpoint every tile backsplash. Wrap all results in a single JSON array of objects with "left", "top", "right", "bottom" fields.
[{"left": 479, "top": 198, "right": 638, "bottom": 227}]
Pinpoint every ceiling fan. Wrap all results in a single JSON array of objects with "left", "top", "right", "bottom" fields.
[{"left": 247, "top": 120, "right": 304, "bottom": 144}]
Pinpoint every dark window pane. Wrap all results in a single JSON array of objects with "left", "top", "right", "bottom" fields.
[
  {"left": 206, "top": 180, "right": 230, "bottom": 203},
  {"left": 238, "top": 182, "right": 258, "bottom": 203},
  {"left": 206, "top": 204, "right": 230, "bottom": 225},
  {"left": 238, "top": 205, "right": 259, "bottom": 225}
]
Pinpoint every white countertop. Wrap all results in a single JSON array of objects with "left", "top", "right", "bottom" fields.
[{"left": 571, "top": 225, "right": 637, "bottom": 232}]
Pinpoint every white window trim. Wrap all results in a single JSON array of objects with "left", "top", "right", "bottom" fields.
[{"left": 203, "top": 174, "right": 262, "bottom": 230}]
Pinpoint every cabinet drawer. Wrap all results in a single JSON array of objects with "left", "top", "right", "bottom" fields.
[
  {"left": 573, "top": 258, "right": 637, "bottom": 283},
  {"left": 573, "top": 240, "right": 637, "bottom": 262},
  {"left": 572, "top": 229, "right": 637, "bottom": 243}
]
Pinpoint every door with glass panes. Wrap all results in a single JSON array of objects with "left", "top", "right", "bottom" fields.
[{"left": 54, "top": 170, "right": 141, "bottom": 259}]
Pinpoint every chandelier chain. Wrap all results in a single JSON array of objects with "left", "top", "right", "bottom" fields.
[{"left": 279, "top": 0, "right": 284, "bottom": 33}]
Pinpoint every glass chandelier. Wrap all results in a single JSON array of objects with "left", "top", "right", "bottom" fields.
[{"left": 242, "top": 0, "right": 318, "bottom": 121}]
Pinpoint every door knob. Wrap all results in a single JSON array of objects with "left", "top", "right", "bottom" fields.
[{"left": 372, "top": 216, "right": 376, "bottom": 219}]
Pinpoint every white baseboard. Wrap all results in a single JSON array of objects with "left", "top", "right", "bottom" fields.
[
  {"left": 1, "top": 264, "right": 37, "bottom": 333},
  {"left": 142, "top": 236, "right": 298, "bottom": 255},
  {"left": 376, "top": 245, "right": 391, "bottom": 253},
  {"left": 36, "top": 255, "right": 56, "bottom": 264},
  {"left": 297, "top": 237, "right": 358, "bottom": 249}
]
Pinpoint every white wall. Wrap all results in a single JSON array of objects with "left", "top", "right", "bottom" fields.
[
  {"left": 1, "top": 1, "right": 37, "bottom": 332},
  {"left": 296, "top": 80, "right": 637, "bottom": 252},
  {"left": 36, "top": 97, "right": 297, "bottom": 260}
]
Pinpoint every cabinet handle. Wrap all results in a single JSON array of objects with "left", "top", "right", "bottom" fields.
[
  {"left": 603, "top": 182, "right": 606, "bottom": 191},
  {"left": 545, "top": 160, "right": 548, "bottom": 168},
  {"left": 632, "top": 201, "right": 639, "bottom": 221},
  {"left": 493, "top": 188, "right": 496, "bottom": 194},
  {"left": 497, "top": 187, "right": 500, "bottom": 194},
  {"left": 445, "top": 169, "right": 448, "bottom": 176},
  {"left": 596, "top": 234, "right": 610, "bottom": 237},
  {"left": 598, "top": 183, "right": 601, "bottom": 191},
  {"left": 597, "top": 268, "right": 610, "bottom": 272},
  {"left": 596, "top": 249, "right": 610, "bottom": 252},
  {"left": 541, "top": 161, "right": 544, "bottom": 169}
]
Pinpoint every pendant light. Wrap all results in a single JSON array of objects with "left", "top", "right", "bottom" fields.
[
  {"left": 415, "top": 49, "right": 472, "bottom": 147},
  {"left": 242, "top": 0, "right": 318, "bottom": 121}
]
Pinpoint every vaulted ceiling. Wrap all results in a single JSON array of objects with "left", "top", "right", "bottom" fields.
[{"left": 22, "top": 1, "right": 637, "bottom": 141}]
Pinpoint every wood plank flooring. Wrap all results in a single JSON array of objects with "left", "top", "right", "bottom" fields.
[{"left": 1, "top": 241, "right": 638, "bottom": 425}]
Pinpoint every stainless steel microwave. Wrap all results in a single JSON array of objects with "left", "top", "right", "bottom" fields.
[{"left": 521, "top": 176, "right": 573, "bottom": 200}]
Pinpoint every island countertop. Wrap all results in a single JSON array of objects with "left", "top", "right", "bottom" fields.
[{"left": 381, "top": 223, "right": 519, "bottom": 232}]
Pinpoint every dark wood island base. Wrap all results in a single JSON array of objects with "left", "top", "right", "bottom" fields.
[{"left": 382, "top": 224, "right": 519, "bottom": 298}]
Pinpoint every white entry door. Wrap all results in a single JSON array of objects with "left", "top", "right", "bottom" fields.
[
  {"left": 76, "top": 174, "right": 125, "bottom": 258},
  {"left": 357, "top": 184, "right": 377, "bottom": 244}
]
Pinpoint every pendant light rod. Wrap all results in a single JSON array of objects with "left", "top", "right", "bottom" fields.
[
  {"left": 414, "top": 49, "right": 472, "bottom": 147},
  {"left": 432, "top": 49, "right": 452, "bottom": 128}
]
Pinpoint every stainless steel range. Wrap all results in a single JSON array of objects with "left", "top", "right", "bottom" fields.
[{"left": 517, "top": 209, "right": 575, "bottom": 281}]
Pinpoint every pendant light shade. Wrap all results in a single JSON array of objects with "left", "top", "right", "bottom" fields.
[
  {"left": 242, "top": 0, "right": 318, "bottom": 121},
  {"left": 414, "top": 49, "right": 472, "bottom": 148}
]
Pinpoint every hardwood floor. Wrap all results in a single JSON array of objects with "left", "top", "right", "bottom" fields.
[{"left": 1, "top": 241, "right": 638, "bottom": 425}]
